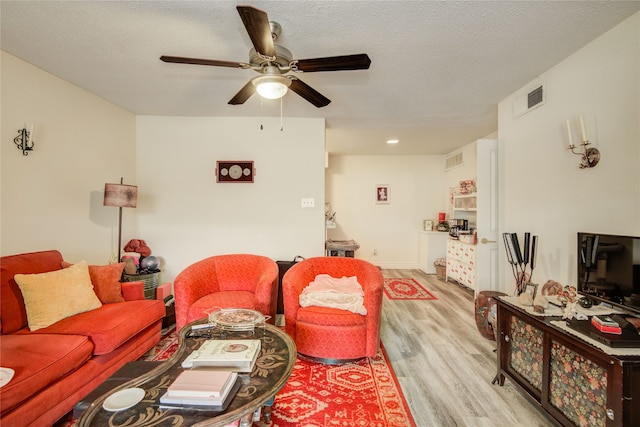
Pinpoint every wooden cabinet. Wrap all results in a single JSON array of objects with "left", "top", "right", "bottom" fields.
[
  {"left": 496, "top": 298, "right": 640, "bottom": 427},
  {"left": 446, "top": 239, "right": 476, "bottom": 289},
  {"left": 418, "top": 231, "right": 449, "bottom": 274}
]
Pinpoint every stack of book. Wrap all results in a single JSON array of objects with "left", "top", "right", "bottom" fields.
[
  {"left": 161, "top": 339, "right": 261, "bottom": 409},
  {"left": 591, "top": 315, "right": 622, "bottom": 335},
  {"left": 160, "top": 369, "right": 238, "bottom": 408}
]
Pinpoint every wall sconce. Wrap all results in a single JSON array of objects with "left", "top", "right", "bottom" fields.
[
  {"left": 14, "top": 125, "right": 35, "bottom": 156},
  {"left": 566, "top": 115, "right": 600, "bottom": 169},
  {"left": 104, "top": 178, "right": 138, "bottom": 262}
]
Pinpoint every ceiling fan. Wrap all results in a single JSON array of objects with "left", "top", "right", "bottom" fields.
[{"left": 160, "top": 5, "right": 371, "bottom": 108}]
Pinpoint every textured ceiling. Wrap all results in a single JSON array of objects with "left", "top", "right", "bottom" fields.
[{"left": 2, "top": 1, "right": 639, "bottom": 155}]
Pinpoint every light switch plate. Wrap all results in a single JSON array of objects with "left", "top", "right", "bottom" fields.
[{"left": 301, "top": 198, "right": 315, "bottom": 208}]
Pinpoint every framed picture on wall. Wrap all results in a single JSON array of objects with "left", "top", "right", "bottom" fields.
[
  {"left": 376, "top": 185, "right": 390, "bottom": 204},
  {"left": 215, "top": 161, "right": 254, "bottom": 183}
]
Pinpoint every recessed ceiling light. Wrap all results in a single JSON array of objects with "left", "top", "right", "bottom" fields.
[{"left": 387, "top": 139, "right": 399, "bottom": 144}]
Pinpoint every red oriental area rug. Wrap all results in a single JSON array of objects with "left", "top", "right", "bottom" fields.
[{"left": 383, "top": 278, "right": 437, "bottom": 300}]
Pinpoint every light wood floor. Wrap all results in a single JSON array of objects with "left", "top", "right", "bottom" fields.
[{"left": 380, "top": 269, "right": 555, "bottom": 427}]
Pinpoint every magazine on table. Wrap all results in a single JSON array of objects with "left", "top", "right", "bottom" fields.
[{"left": 181, "top": 339, "right": 261, "bottom": 372}]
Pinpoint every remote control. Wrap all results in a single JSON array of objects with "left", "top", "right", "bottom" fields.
[{"left": 191, "top": 322, "right": 216, "bottom": 331}]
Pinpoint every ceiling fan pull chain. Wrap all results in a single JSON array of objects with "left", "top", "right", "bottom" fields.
[
  {"left": 260, "top": 97, "right": 264, "bottom": 130},
  {"left": 280, "top": 97, "right": 284, "bottom": 131}
]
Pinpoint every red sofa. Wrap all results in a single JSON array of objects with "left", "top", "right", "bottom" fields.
[{"left": 0, "top": 250, "right": 167, "bottom": 427}]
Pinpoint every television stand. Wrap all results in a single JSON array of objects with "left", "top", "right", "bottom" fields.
[{"left": 495, "top": 297, "right": 640, "bottom": 427}]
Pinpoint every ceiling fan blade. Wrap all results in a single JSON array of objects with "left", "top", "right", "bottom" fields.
[
  {"left": 160, "top": 55, "right": 248, "bottom": 69},
  {"left": 236, "top": 6, "right": 275, "bottom": 58},
  {"left": 228, "top": 80, "right": 256, "bottom": 105},
  {"left": 294, "top": 53, "right": 371, "bottom": 72},
  {"left": 288, "top": 78, "right": 331, "bottom": 108}
]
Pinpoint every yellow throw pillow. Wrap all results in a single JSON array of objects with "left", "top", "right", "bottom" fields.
[{"left": 15, "top": 261, "right": 102, "bottom": 331}]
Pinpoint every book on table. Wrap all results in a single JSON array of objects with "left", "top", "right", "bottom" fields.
[
  {"left": 592, "top": 315, "right": 619, "bottom": 327},
  {"left": 167, "top": 369, "right": 236, "bottom": 398},
  {"left": 182, "top": 339, "right": 261, "bottom": 372},
  {"left": 160, "top": 370, "right": 239, "bottom": 409},
  {"left": 591, "top": 316, "right": 622, "bottom": 335}
]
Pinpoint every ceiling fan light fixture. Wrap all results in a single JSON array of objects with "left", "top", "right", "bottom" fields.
[{"left": 253, "top": 75, "right": 291, "bottom": 99}]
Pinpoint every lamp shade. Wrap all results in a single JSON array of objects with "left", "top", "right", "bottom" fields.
[{"left": 104, "top": 183, "right": 138, "bottom": 208}]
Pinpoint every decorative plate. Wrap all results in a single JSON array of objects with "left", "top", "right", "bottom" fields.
[
  {"left": 103, "top": 388, "right": 145, "bottom": 412},
  {"left": 0, "top": 368, "right": 15, "bottom": 388},
  {"left": 208, "top": 308, "right": 267, "bottom": 330}
]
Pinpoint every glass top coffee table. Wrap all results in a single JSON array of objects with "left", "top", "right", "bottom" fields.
[{"left": 77, "top": 318, "right": 296, "bottom": 427}]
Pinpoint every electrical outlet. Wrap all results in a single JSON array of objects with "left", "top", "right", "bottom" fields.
[{"left": 301, "top": 198, "right": 315, "bottom": 208}]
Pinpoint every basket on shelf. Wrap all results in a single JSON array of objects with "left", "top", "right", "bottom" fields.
[{"left": 122, "top": 272, "right": 160, "bottom": 299}]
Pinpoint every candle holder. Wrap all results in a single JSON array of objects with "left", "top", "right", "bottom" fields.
[
  {"left": 565, "top": 115, "right": 600, "bottom": 169},
  {"left": 14, "top": 127, "right": 35, "bottom": 156},
  {"left": 568, "top": 140, "right": 600, "bottom": 169}
]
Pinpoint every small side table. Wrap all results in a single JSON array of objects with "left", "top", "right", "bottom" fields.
[
  {"left": 163, "top": 299, "right": 175, "bottom": 329},
  {"left": 326, "top": 239, "right": 360, "bottom": 257},
  {"left": 122, "top": 271, "right": 160, "bottom": 299}
]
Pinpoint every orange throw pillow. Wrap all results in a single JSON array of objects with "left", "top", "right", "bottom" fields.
[
  {"left": 62, "top": 262, "right": 126, "bottom": 304},
  {"left": 89, "top": 263, "right": 126, "bottom": 303}
]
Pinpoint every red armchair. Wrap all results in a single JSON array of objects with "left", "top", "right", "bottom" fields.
[
  {"left": 282, "top": 257, "right": 384, "bottom": 361},
  {"left": 174, "top": 254, "right": 278, "bottom": 329}
]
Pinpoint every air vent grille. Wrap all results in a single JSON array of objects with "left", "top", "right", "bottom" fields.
[
  {"left": 445, "top": 151, "right": 463, "bottom": 171},
  {"left": 513, "top": 82, "right": 545, "bottom": 117},
  {"left": 528, "top": 85, "right": 544, "bottom": 108}
]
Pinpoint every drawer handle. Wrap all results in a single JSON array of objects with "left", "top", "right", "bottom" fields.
[{"left": 481, "top": 238, "right": 496, "bottom": 244}]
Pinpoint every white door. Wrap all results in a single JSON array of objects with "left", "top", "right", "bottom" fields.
[{"left": 476, "top": 139, "right": 501, "bottom": 292}]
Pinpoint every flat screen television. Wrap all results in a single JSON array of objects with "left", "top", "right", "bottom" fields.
[{"left": 577, "top": 232, "right": 640, "bottom": 315}]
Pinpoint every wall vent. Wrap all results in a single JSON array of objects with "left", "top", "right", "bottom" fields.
[
  {"left": 445, "top": 151, "right": 463, "bottom": 171},
  {"left": 513, "top": 83, "right": 545, "bottom": 117}
]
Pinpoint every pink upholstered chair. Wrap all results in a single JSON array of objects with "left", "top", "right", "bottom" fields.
[
  {"left": 174, "top": 254, "right": 278, "bottom": 329},
  {"left": 282, "top": 257, "right": 384, "bottom": 362}
]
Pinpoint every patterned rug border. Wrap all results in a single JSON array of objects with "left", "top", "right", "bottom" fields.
[
  {"left": 383, "top": 277, "right": 438, "bottom": 300},
  {"left": 379, "top": 342, "right": 417, "bottom": 427}
]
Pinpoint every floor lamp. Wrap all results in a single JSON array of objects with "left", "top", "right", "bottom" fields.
[{"left": 104, "top": 178, "right": 138, "bottom": 262}]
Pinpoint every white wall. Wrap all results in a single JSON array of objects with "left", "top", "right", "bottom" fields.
[
  {"left": 497, "top": 12, "right": 640, "bottom": 293},
  {"left": 325, "top": 155, "right": 447, "bottom": 268},
  {"left": 0, "top": 51, "right": 137, "bottom": 263},
  {"left": 136, "top": 116, "right": 326, "bottom": 282}
]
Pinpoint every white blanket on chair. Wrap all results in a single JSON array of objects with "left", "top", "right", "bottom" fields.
[{"left": 299, "top": 274, "right": 367, "bottom": 315}]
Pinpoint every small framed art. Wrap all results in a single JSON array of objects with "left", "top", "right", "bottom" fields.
[
  {"left": 376, "top": 185, "right": 390, "bottom": 204},
  {"left": 216, "top": 161, "right": 254, "bottom": 183},
  {"left": 524, "top": 283, "right": 538, "bottom": 298}
]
